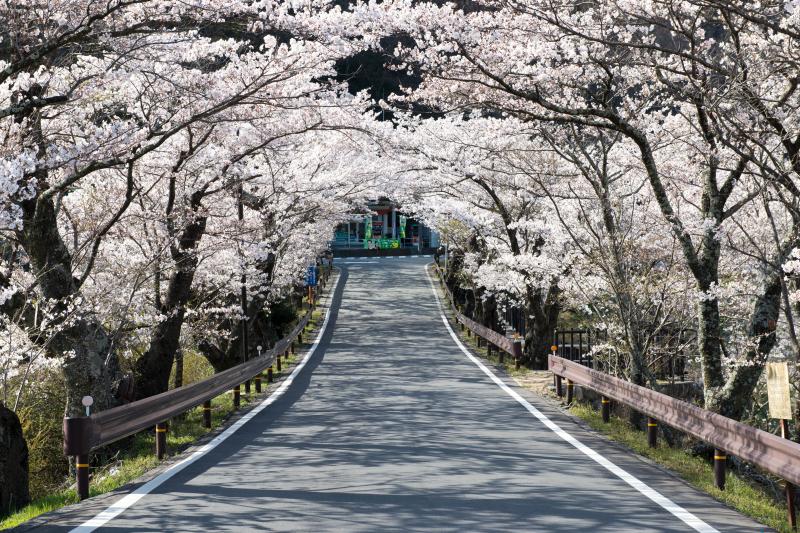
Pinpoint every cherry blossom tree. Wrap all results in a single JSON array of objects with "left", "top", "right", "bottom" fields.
[{"left": 344, "top": 0, "right": 800, "bottom": 419}]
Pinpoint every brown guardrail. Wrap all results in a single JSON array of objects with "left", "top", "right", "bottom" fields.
[
  {"left": 550, "top": 354, "right": 800, "bottom": 525},
  {"left": 433, "top": 261, "right": 798, "bottom": 528},
  {"left": 63, "top": 262, "right": 333, "bottom": 500},
  {"left": 432, "top": 263, "right": 522, "bottom": 363}
]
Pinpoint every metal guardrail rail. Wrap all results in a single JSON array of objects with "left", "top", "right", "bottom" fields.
[
  {"left": 63, "top": 264, "right": 332, "bottom": 500},
  {"left": 432, "top": 264, "right": 522, "bottom": 364},
  {"left": 550, "top": 355, "right": 800, "bottom": 487}
]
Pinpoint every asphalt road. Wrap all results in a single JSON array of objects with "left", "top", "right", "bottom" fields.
[{"left": 30, "top": 256, "right": 769, "bottom": 532}]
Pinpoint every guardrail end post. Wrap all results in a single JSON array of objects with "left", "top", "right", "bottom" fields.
[
  {"left": 268, "top": 366, "right": 274, "bottom": 383},
  {"left": 556, "top": 375, "right": 563, "bottom": 397},
  {"left": 255, "top": 375, "right": 262, "bottom": 393},
  {"left": 647, "top": 417, "right": 658, "bottom": 448},
  {"left": 780, "top": 419, "right": 797, "bottom": 530},
  {"left": 512, "top": 340, "right": 522, "bottom": 370},
  {"left": 786, "top": 481, "right": 798, "bottom": 531},
  {"left": 76, "top": 454, "right": 89, "bottom": 499},
  {"left": 601, "top": 397, "right": 610, "bottom": 423},
  {"left": 233, "top": 384, "right": 241, "bottom": 408},
  {"left": 155, "top": 422, "right": 168, "bottom": 460},
  {"left": 203, "top": 400, "right": 212, "bottom": 428},
  {"left": 566, "top": 379, "right": 574, "bottom": 404},
  {"left": 64, "top": 416, "right": 92, "bottom": 500},
  {"left": 714, "top": 449, "right": 726, "bottom": 490}
]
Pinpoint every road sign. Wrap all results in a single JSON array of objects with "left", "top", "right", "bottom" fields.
[
  {"left": 306, "top": 265, "right": 317, "bottom": 287},
  {"left": 767, "top": 361, "right": 793, "bottom": 420}
]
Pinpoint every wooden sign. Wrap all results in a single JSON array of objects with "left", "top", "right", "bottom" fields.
[{"left": 766, "top": 362, "right": 793, "bottom": 420}]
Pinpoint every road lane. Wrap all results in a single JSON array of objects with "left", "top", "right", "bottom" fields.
[{"left": 29, "top": 257, "right": 769, "bottom": 532}]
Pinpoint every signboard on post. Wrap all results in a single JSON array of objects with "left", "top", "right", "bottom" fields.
[
  {"left": 306, "top": 265, "right": 317, "bottom": 287},
  {"left": 766, "top": 361, "right": 793, "bottom": 420},
  {"left": 363, "top": 217, "right": 372, "bottom": 249}
]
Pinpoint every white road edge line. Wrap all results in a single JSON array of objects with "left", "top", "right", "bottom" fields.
[
  {"left": 424, "top": 265, "right": 718, "bottom": 533},
  {"left": 69, "top": 272, "right": 342, "bottom": 533}
]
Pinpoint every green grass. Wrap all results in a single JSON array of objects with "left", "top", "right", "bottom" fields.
[
  {"left": 0, "top": 323, "right": 315, "bottom": 530},
  {"left": 568, "top": 403, "right": 792, "bottom": 532},
  {"left": 434, "top": 283, "right": 793, "bottom": 533}
]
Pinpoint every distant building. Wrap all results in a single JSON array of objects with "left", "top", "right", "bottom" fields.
[{"left": 332, "top": 199, "right": 439, "bottom": 250}]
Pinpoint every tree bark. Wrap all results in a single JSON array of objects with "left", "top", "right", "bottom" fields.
[
  {"left": 0, "top": 403, "right": 29, "bottom": 516},
  {"left": 705, "top": 262, "right": 783, "bottom": 419},
  {"left": 133, "top": 209, "right": 207, "bottom": 400},
  {"left": 17, "top": 189, "right": 122, "bottom": 416},
  {"left": 524, "top": 283, "right": 560, "bottom": 369}
]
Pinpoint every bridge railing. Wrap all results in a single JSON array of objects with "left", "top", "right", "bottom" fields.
[
  {"left": 63, "top": 263, "right": 332, "bottom": 500},
  {"left": 432, "top": 264, "right": 522, "bottom": 364},
  {"left": 434, "top": 263, "right": 798, "bottom": 527}
]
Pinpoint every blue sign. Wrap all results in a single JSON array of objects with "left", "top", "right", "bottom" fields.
[{"left": 306, "top": 265, "right": 317, "bottom": 287}]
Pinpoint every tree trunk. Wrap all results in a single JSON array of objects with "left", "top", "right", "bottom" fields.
[
  {"left": 17, "top": 186, "right": 122, "bottom": 416},
  {"left": 0, "top": 403, "right": 29, "bottom": 516},
  {"left": 173, "top": 349, "right": 184, "bottom": 389},
  {"left": 525, "top": 283, "right": 560, "bottom": 369},
  {"left": 704, "top": 269, "right": 782, "bottom": 419},
  {"left": 133, "top": 211, "right": 206, "bottom": 400}
]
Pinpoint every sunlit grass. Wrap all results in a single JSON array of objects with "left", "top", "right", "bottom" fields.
[{"left": 569, "top": 403, "right": 792, "bottom": 532}]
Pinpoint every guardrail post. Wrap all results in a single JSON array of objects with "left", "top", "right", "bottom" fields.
[
  {"left": 244, "top": 379, "right": 251, "bottom": 395},
  {"left": 284, "top": 349, "right": 289, "bottom": 362},
  {"left": 714, "top": 449, "right": 726, "bottom": 490},
  {"left": 512, "top": 340, "right": 522, "bottom": 370},
  {"left": 780, "top": 419, "right": 797, "bottom": 530},
  {"left": 268, "top": 366, "right": 274, "bottom": 383},
  {"left": 291, "top": 342, "right": 295, "bottom": 355},
  {"left": 601, "top": 397, "right": 610, "bottom": 423},
  {"left": 63, "top": 416, "right": 92, "bottom": 500},
  {"left": 255, "top": 374, "right": 262, "bottom": 393},
  {"left": 555, "top": 375, "right": 563, "bottom": 397},
  {"left": 276, "top": 355, "right": 282, "bottom": 372},
  {"left": 566, "top": 379, "right": 574, "bottom": 404},
  {"left": 155, "top": 422, "right": 168, "bottom": 459},
  {"left": 203, "top": 400, "right": 212, "bottom": 428},
  {"left": 647, "top": 417, "right": 658, "bottom": 448},
  {"left": 487, "top": 343, "right": 493, "bottom": 357},
  {"left": 298, "top": 332, "right": 303, "bottom": 344},
  {"left": 233, "top": 384, "right": 241, "bottom": 408}
]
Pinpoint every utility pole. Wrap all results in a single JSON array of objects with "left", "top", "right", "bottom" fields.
[{"left": 239, "top": 184, "right": 249, "bottom": 392}]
